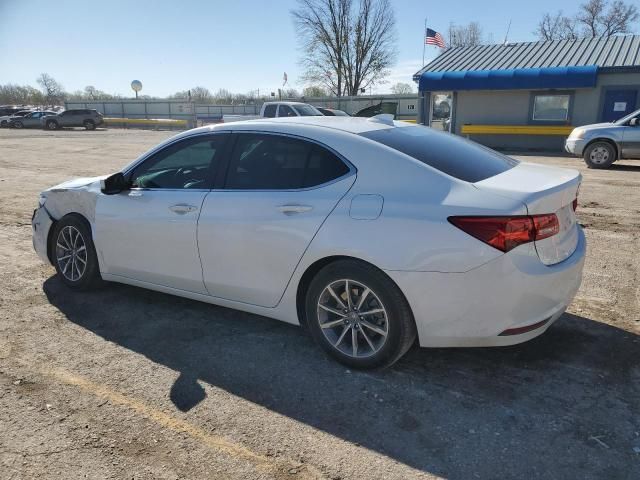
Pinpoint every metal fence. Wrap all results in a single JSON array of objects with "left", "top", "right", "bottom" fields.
[{"left": 65, "top": 93, "right": 420, "bottom": 129}]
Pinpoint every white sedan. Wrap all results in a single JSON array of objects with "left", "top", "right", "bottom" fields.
[{"left": 32, "top": 116, "right": 585, "bottom": 368}]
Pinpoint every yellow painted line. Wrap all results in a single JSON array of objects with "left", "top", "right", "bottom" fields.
[
  {"left": 45, "top": 367, "right": 322, "bottom": 478},
  {"left": 400, "top": 119, "right": 417, "bottom": 123},
  {"left": 104, "top": 118, "right": 187, "bottom": 126},
  {"left": 461, "top": 124, "right": 573, "bottom": 136}
]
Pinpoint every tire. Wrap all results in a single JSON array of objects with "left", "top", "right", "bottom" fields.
[
  {"left": 46, "top": 120, "right": 59, "bottom": 130},
  {"left": 0, "top": 120, "right": 7, "bottom": 128},
  {"left": 583, "top": 141, "right": 616, "bottom": 169},
  {"left": 83, "top": 119, "right": 96, "bottom": 130},
  {"left": 13, "top": 121, "right": 23, "bottom": 129},
  {"left": 305, "top": 259, "right": 417, "bottom": 369},
  {"left": 52, "top": 215, "right": 102, "bottom": 290}
]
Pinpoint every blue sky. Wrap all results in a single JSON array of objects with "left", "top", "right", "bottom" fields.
[{"left": 0, "top": 0, "right": 597, "bottom": 96}]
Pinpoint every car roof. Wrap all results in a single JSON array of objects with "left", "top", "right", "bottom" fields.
[
  {"left": 263, "top": 101, "right": 311, "bottom": 106},
  {"left": 212, "top": 115, "right": 407, "bottom": 134}
]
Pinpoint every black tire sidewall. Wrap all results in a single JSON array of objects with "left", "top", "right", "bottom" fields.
[
  {"left": 584, "top": 142, "right": 615, "bottom": 169},
  {"left": 47, "top": 120, "right": 58, "bottom": 130},
  {"left": 84, "top": 120, "right": 95, "bottom": 130},
  {"left": 14, "top": 121, "right": 23, "bottom": 129},
  {"left": 52, "top": 215, "right": 101, "bottom": 290},
  {"left": 305, "top": 260, "right": 415, "bottom": 369}
]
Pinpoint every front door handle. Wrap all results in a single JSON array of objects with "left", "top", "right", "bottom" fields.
[
  {"left": 277, "top": 204, "right": 313, "bottom": 215},
  {"left": 169, "top": 204, "right": 198, "bottom": 214}
]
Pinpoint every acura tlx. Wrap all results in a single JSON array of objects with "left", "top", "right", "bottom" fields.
[{"left": 32, "top": 115, "right": 585, "bottom": 368}]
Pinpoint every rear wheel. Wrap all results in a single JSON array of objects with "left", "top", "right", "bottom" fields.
[
  {"left": 0, "top": 120, "right": 7, "bottom": 127},
  {"left": 46, "top": 120, "right": 59, "bottom": 130},
  {"left": 52, "top": 215, "right": 102, "bottom": 290},
  {"left": 305, "top": 260, "right": 416, "bottom": 369},
  {"left": 584, "top": 141, "right": 615, "bottom": 169},
  {"left": 83, "top": 119, "right": 96, "bottom": 130}
]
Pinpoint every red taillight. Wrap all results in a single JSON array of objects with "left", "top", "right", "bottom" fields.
[
  {"left": 449, "top": 214, "right": 559, "bottom": 252},
  {"left": 572, "top": 198, "right": 578, "bottom": 211}
]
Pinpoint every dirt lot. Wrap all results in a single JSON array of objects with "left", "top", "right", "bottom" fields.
[{"left": 0, "top": 128, "right": 639, "bottom": 480}]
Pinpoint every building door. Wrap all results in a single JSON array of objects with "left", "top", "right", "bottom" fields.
[
  {"left": 430, "top": 92, "right": 452, "bottom": 132},
  {"left": 601, "top": 89, "right": 638, "bottom": 122}
]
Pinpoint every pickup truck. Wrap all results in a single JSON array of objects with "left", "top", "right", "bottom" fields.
[{"left": 222, "top": 101, "right": 322, "bottom": 123}]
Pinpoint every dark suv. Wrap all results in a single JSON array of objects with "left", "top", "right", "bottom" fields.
[{"left": 41, "top": 109, "right": 104, "bottom": 130}]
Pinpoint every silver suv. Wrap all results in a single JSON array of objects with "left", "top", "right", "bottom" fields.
[
  {"left": 40, "top": 109, "right": 104, "bottom": 131},
  {"left": 565, "top": 108, "right": 640, "bottom": 169}
]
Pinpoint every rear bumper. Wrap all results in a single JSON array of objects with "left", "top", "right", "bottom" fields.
[
  {"left": 564, "top": 138, "right": 586, "bottom": 156},
  {"left": 386, "top": 227, "right": 586, "bottom": 348},
  {"left": 32, "top": 206, "right": 54, "bottom": 264}
]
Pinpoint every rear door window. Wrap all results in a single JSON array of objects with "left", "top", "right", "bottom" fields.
[
  {"left": 224, "top": 134, "right": 351, "bottom": 190},
  {"left": 263, "top": 104, "right": 277, "bottom": 118},
  {"left": 360, "top": 125, "right": 518, "bottom": 182}
]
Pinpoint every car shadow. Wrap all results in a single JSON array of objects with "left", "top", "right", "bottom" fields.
[{"left": 43, "top": 276, "right": 640, "bottom": 479}]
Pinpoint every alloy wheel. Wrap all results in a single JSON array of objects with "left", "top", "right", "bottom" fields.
[
  {"left": 56, "top": 225, "right": 88, "bottom": 281},
  {"left": 316, "top": 279, "right": 389, "bottom": 358},
  {"left": 590, "top": 146, "right": 610, "bottom": 164}
]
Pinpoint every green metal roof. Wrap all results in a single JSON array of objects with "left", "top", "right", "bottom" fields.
[{"left": 414, "top": 35, "right": 640, "bottom": 79}]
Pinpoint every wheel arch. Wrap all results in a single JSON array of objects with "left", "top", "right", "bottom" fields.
[
  {"left": 46, "top": 212, "right": 93, "bottom": 264},
  {"left": 585, "top": 137, "right": 619, "bottom": 160},
  {"left": 295, "top": 255, "right": 415, "bottom": 330}
]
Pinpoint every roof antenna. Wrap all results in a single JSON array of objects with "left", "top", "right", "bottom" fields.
[{"left": 503, "top": 19, "right": 512, "bottom": 45}]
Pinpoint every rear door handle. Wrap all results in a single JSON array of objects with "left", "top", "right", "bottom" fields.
[
  {"left": 169, "top": 204, "right": 198, "bottom": 214},
  {"left": 277, "top": 204, "right": 313, "bottom": 215}
]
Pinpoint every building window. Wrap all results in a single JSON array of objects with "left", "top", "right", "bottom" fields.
[{"left": 532, "top": 94, "right": 570, "bottom": 121}]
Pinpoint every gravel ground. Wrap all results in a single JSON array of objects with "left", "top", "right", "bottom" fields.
[{"left": 0, "top": 128, "right": 638, "bottom": 480}]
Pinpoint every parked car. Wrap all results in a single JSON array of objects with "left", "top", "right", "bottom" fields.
[
  {"left": 0, "top": 109, "right": 32, "bottom": 127},
  {"left": 565, "top": 108, "right": 640, "bottom": 168},
  {"left": 32, "top": 116, "right": 584, "bottom": 369},
  {"left": 316, "top": 107, "right": 350, "bottom": 116},
  {"left": 40, "top": 109, "right": 104, "bottom": 130},
  {"left": 354, "top": 102, "right": 398, "bottom": 118},
  {"left": 222, "top": 102, "right": 323, "bottom": 123},
  {"left": 10, "top": 111, "right": 57, "bottom": 129}
]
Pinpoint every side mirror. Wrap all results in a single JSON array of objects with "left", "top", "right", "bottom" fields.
[
  {"left": 100, "top": 172, "right": 129, "bottom": 195},
  {"left": 630, "top": 118, "right": 639, "bottom": 126}
]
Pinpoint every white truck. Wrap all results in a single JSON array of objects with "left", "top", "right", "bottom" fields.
[{"left": 222, "top": 101, "right": 323, "bottom": 123}]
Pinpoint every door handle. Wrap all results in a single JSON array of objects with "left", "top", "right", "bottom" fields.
[
  {"left": 277, "top": 204, "right": 313, "bottom": 215},
  {"left": 169, "top": 204, "right": 198, "bottom": 214}
]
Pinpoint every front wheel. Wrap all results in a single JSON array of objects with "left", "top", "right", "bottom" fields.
[
  {"left": 0, "top": 120, "right": 7, "bottom": 128},
  {"left": 52, "top": 215, "right": 102, "bottom": 290},
  {"left": 83, "top": 120, "right": 96, "bottom": 130},
  {"left": 13, "top": 121, "right": 23, "bottom": 129},
  {"left": 305, "top": 260, "right": 416, "bottom": 369},
  {"left": 46, "top": 120, "right": 59, "bottom": 130},
  {"left": 584, "top": 142, "right": 615, "bottom": 169}
]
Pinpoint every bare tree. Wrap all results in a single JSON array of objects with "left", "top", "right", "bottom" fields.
[
  {"left": 448, "top": 22, "right": 483, "bottom": 48},
  {"left": 303, "top": 85, "right": 328, "bottom": 97},
  {"left": 36, "top": 73, "right": 64, "bottom": 106},
  {"left": 390, "top": 82, "right": 414, "bottom": 94},
  {"left": 536, "top": 12, "right": 578, "bottom": 41},
  {"left": 292, "top": 0, "right": 397, "bottom": 96},
  {"left": 536, "top": 0, "right": 638, "bottom": 40}
]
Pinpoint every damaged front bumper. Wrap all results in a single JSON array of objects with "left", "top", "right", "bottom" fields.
[{"left": 32, "top": 206, "right": 54, "bottom": 264}]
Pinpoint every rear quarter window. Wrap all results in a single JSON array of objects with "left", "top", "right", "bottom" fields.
[{"left": 360, "top": 126, "right": 518, "bottom": 183}]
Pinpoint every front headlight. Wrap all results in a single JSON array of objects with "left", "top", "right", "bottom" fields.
[
  {"left": 569, "top": 129, "right": 585, "bottom": 140},
  {"left": 38, "top": 193, "right": 47, "bottom": 207}
]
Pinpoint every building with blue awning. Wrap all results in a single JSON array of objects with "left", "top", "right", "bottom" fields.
[{"left": 413, "top": 36, "right": 640, "bottom": 150}]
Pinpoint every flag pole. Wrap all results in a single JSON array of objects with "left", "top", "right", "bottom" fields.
[{"left": 422, "top": 18, "right": 427, "bottom": 67}]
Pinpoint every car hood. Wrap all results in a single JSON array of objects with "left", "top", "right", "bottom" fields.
[
  {"left": 47, "top": 175, "right": 107, "bottom": 192},
  {"left": 579, "top": 122, "right": 615, "bottom": 131}
]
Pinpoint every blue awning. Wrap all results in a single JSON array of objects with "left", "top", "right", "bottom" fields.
[{"left": 418, "top": 65, "right": 598, "bottom": 92}]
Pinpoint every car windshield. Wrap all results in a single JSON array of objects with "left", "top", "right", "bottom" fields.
[
  {"left": 360, "top": 124, "right": 518, "bottom": 183},
  {"left": 614, "top": 108, "right": 640, "bottom": 125},
  {"left": 292, "top": 104, "right": 322, "bottom": 116}
]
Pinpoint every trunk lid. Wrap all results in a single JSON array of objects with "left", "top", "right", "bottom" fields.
[{"left": 474, "top": 162, "right": 581, "bottom": 265}]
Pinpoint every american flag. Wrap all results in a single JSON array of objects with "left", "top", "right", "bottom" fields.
[{"left": 425, "top": 28, "right": 446, "bottom": 48}]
